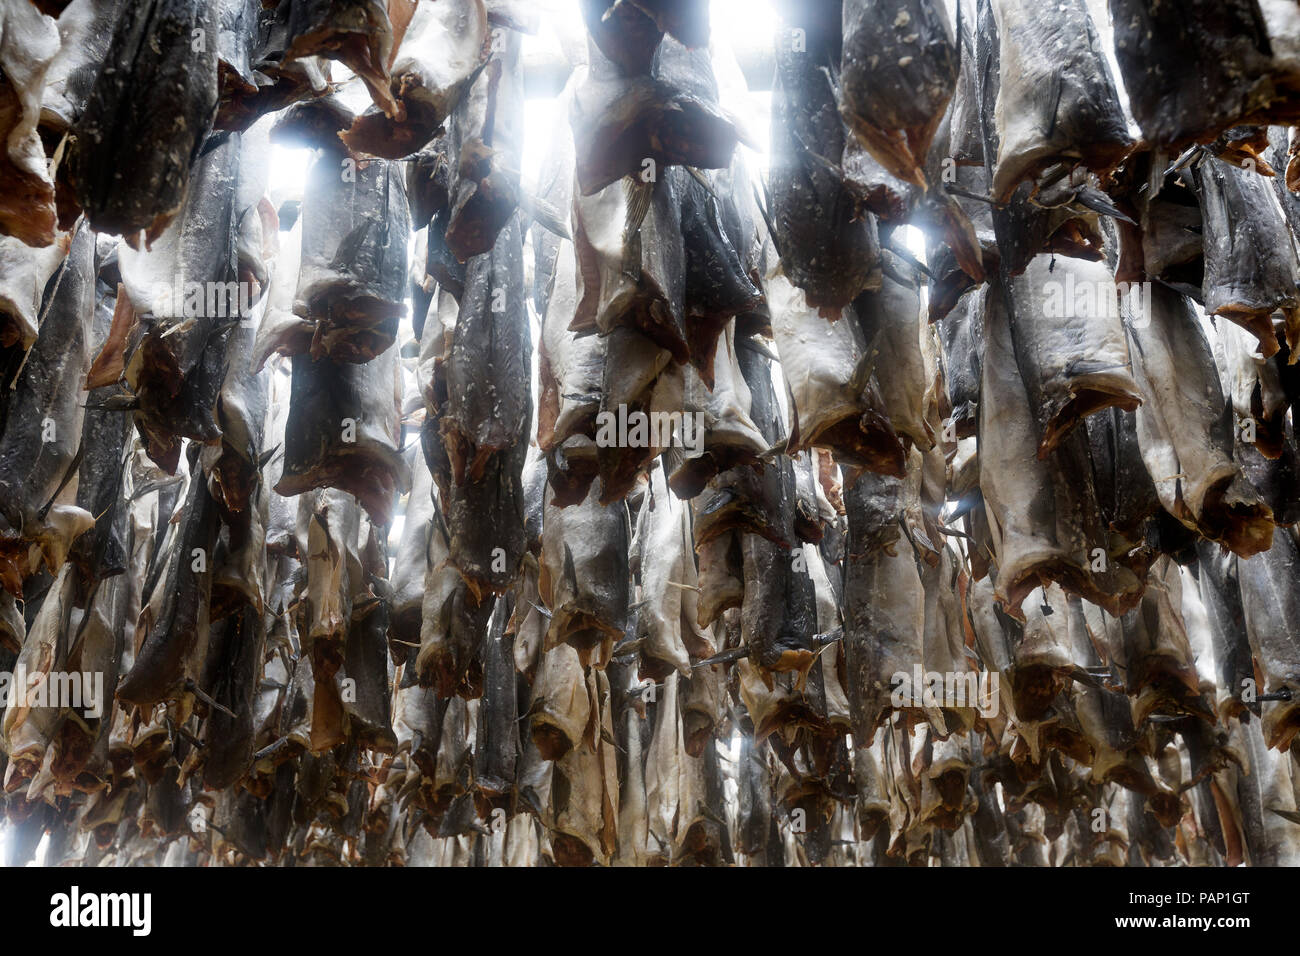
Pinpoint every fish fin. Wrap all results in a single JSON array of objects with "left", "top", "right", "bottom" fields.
[
  {"left": 943, "top": 183, "right": 1004, "bottom": 207},
  {"left": 699, "top": 488, "right": 736, "bottom": 515},
  {"left": 752, "top": 180, "right": 783, "bottom": 260},
  {"left": 685, "top": 165, "right": 719, "bottom": 200},
  {"left": 82, "top": 390, "right": 139, "bottom": 411},
  {"left": 562, "top": 542, "right": 579, "bottom": 594},
  {"left": 1073, "top": 185, "right": 1137, "bottom": 225},
  {"left": 884, "top": 242, "right": 934, "bottom": 281},
  {"left": 735, "top": 335, "right": 779, "bottom": 362},
  {"left": 849, "top": 340, "right": 880, "bottom": 396},
  {"left": 518, "top": 188, "right": 571, "bottom": 240},
  {"left": 792, "top": 131, "right": 846, "bottom": 184},
  {"left": 36, "top": 443, "right": 84, "bottom": 523},
  {"left": 622, "top": 176, "right": 655, "bottom": 244}
]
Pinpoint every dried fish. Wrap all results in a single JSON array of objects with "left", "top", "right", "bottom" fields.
[
  {"left": 769, "top": 5, "right": 880, "bottom": 313},
  {"left": 840, "top": 0, "right": 958, "bottom": 189},
  {"left": 71, "top": 0, "right": 220, "bottom": 245},
  {"left": 0, "top": 0, "right": 60, "bottom": 246}
]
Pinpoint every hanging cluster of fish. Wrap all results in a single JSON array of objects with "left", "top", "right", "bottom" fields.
[{"left": 2, "top": 0, "right": 1300, "bottom": 867}]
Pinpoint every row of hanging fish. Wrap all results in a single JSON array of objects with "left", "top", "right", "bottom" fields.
[{"left": 2, "top": 0, "right": 1300, "bottom": 866}]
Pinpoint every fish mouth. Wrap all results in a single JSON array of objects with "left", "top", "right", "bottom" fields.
[
  {"left": 342, "top": 93, "right": 446, "bottom": 161},
  {"left": 1263, "top": 691, "right": 1300, "bottom": 751},
  {"left": 551, "top": 832, "right": 596, "bottom": 867},
  {"left": 1009, "top": 664, "right": 1071, "bottom": 722},
  {"left": 1199, "top": 479, "right": 1275, "bottom": 558},
  {"left": 793, "top": 413, "right": 906, "bottom": 478},
  {"left": 1036, "top": 386, "right": 1142, "bottom": 460}
]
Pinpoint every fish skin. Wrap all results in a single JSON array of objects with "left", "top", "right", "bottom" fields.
[
  {"left": 1194, "top": 540, "right": 1257, "bottom": 724},
  {"left": 71, "top": 0, "right": 220, "bottom": 244},
  {"left": 214, "top": 0, "right": 260, "bottom": 121},
  {"left": 116, "top": 451, "right": 220, "bottom": 710},
  {"left": 440, "top": 216, "right": 531, "bottom": 481},
  {"left": 840, "top": 0, "right": 958, "bottom": 189},
  {"left": 1231, "top": 717, "right": 1300, "bottom": 865},
  {"left": 0, "top": 565, "right": 74, "bottom": 782},
  {"left": 1134, "top": 168, "right": 1204, "bottom": 299},
  {"left": 341, "top": 0, "right": 487, "bottom": 161},
  {"left": 406, "top": 132, "right": 452, "bottom": 233},
  {"left": 578, "top": 0, "right": 663, "bottom": 76},
  {"left": 1082, "top": 405, "right": 1160, "bottom": 547},
  {"left": 529, "top": 78, "right": 576, "bottom": 322},
  {"left": 389, "top": 446, "right": 434, "bottom": 657},
  {"left": 276, "top": 347, "right": 409, "bottom": 525},
  {"left": 199, "top": 603, "right": 267, "bottom": 790},
  {"left": 1003, "top": 255, "right": 1141, "bottom": 459},
  {"left": 851, "top": 249, "right": 939, "bottom": 453},
  {"left": 740, "top": 529, "right": 818, "bottom": 679},
  {"left": 634, "top": 462, "right": 708, "bottom": 679},
  {"left": 679, "top": 170, "right": 764, "bottom": 386},
  {"left": 1192, "top": 153, "right": 1300, "bottom": 360},
  {"left": 1107, "top": 0, "right": 1300, "bottom": 152},
  {"left": 767, "top": 271, "right": 905, "bottom": 475},
  {"left": 202, "top": 309, "right": 270, "bottom": 528},
  {"left": 540, "top": 474, "right": 629, "bottom": 668},
  {"left": 0, "top": 0, "right": 61, "bottom": 247},
  {"left": 769, "top": 5, "right": 880, "bottom": 313},
  {"left": 550, "top": 668, "right": 619, "bottom": 864},
  {"left": 339, "top": 584, "right": 398, "bottom": 752},
  {"left": 1236, "top": 529, "right": 1300, "bottom": 750},
  {"left": 1108, "top": 558, "right": 1210, "bottom": 728},
  {"left": 1266, "top": 125, "right": 1300, "bottom": 243},
  {"left": 973, "top": 2, "right": 1108, "bottom": 278},
  {"left": 732, "top": 348, "right": 815, "bottom": 682},
  {"left": 415, "top": 504, "right": 489, "bottom": 700},
  {"left": 527, "top": 637, "right": 588, "bottom": 761},
  {"left": 214, "top": 0, "right": 332, "bottom": 132},
  {"left": 936, "top": 286, "right": 983, "bottom": 439},
  {"left": 981, "top": 0, "right": 1132, "bottom": 202},
  {"left": 1128, "top": 282, "right": 1274, "bottom": 557},
  {"left": 284, "top": 0, "right": 397, "bottom": 118},
  {"left": 844, "top": 134, "right": 919, "bottom": 224},
  {"left": 70, "top": 277, "right": 135, "bottom": 584},
  {"left": 473, "top": 594, "right": 520, "bottom": 812},
  {"left": 592, "top": 327, "right": 682, "bottom": 504},
  {"left": 668, "top": 322, "right": 768, "bottom": 499},
  {"left": 570, "top": 34, "right": 739, "bottom": 198},
  {"left": 690, "top": 338, "right": 794, "bottom": 549},
  {"left": 978, "top": 278, "right": 1144, "bottom": 619},
  {"left": 0, "top": 225, "right": 93, "bottom": 521},
  {"left": 573, "top": 167, "right": 689, "bottom": 362},
  {"left": 294, "top": 148, "right": 410, "bottom": 363},
  {"left": 537, "top": 227, "right": 603, "bottom": 499},
  {"left": 0, "top": 226, "right": 96, "bottom": 593},
  {"left": 432, "top": 217, "right": 530, "bottom": 596},
  {"left": 842, "top": 468, "right": 925, "bottom": 746},
  {"left": 1237, "top": 429, "right": 1300, "bottom": 526},
  {"left": 444, "top": 28, "right": 524, "bottom": 263},
  {"left": 916, "top": 2, "right": 991, "bottom": 298},
  {"left": 0, "top": 232, "right": 70, "bottom": 351},
  {"left": 120, "top": 130, "right": 242, "bottom": 473}
]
